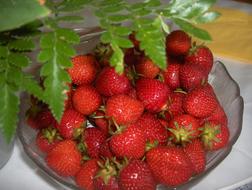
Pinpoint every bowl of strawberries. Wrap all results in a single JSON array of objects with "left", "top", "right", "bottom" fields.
[{"left": 18, "top": 28, "right": 244, "bottom": 190}]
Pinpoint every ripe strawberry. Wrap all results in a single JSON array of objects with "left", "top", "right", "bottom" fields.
[
  {"left": 146, "top": 146, "right": 193, "bottom": 186},
  {"left": 136, "top": 78, "right": 171, "bottom": 113},
  {"left": 95, "top": 66, "right": 131, "bottom": 97},
  {"left": 201, "top": 121, "right": 230, "bottom": 151},
  {"left": 119, "top": 160, "right": 156, "bottom": 190},
  {"left": 64, "top": 83, "right": 73, "bottom": 109},
  {"left": 126, "top": 87, "right": 137, "bottom": 99},
  {"left": 83, "top": 127, "right": 107, "bottom": 158},
  {"left": 168, "top": 114, "right": 200, "bottom": 144},
  {"left": 166, "top": 30, "right": 191, "bottom": 56},
  {"left": 57, "top": 108, "right": 85, "bottom": 139},
  {"left": 72, "top": 85, "right": 102, "bottom": 115},
  {"left": 99, "top": 141, "right": 114, "bottom": 159},
  {"left": 161, "top": 63, "right": 181, "bottom": 90},
  {"left": 94, "top": 160, "right": 119, "bottom": 190},
  {"left": 199, "top": 104, "right": 228, "bottom": 127},
  {"left": 183, "top": 86, "right": 219, "bottom": 118},
  {"left": 36, "top": 127, "right": 61, "bottom": 153},
  {"left": 179, "top": 63, "right": 207, "bottom": 92},
  {"left": 93, "top": 110, "right": 109, "bottom": 135},
  {"left": 183, "top": 138, "right": 206, "bottom": 175},
  {"left": 185, "top": 45, "right": 214, "bottom": 75},
  {"left": 68, "top": 54, "right": 97, "bottom": 85},
  {"left": 46, "top": 140, "right": 82, "bottom": 177},
  {"left": 75, "top": 159, "right": 100, "bottom": 190},
  {"left": 106, "top": 94, "right": 144, "bottom": 125},
  {"left": 135, "top": 57, "right": 160, "bottom": 79},
  {"left": 124, "top": 48, "right": 142, "bottom": 66},
  {"left": 165, "top": 91, "right": 185, "bottom": 121},
  {"left": 109, "top": 124, "right": 146, "bottom": 159},
  {"left": 136, "top": 112, "right": 168, "bottom": 145},
  {"left": 129, "top": 32, "right": 140, "bottom": 49}
]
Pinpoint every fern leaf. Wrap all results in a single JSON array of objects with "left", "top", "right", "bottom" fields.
[
  {"left": 8, "top": 52, "right": 30, "bottom": 67},
  {"left": 8, "top": 38, "right": 35, "bottom": 51}
]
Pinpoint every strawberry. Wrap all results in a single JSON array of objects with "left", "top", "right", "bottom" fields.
[
  {"left": 185, "top": 45, "right": 214, "bottom": 75},
  {"left": 129, "top": 32, "right": 140, "bottom": 50},
  {"left": 83, "top": 127, "right": 107, "bottom": 158},
  {"left": 46, "top": 140, "right": 82, "bottom": 177},
  {"left": 75, "top": 159, "right": 100, "bottom": 190},
  {"left": 72, "top": 84, "right": 102, "bottom": 115},
  {"left": 183, "top": 138, "right": 206, "bottom": 175},
  {"left": 124, "top": 48, "right": 142, "bottom": 66},
  {"left": 136, "top": 112, "right": 168, "bottom": 145},
  {"left": 95, "top": 66, "right": 131, "bottom": 97},
  {"left": 93, "top": 110, "right": 109, "bottom": 136},
  {"left": 99, "top": 141, "right": 114, "bottom": 159},
  {"left": 68, "top": 54, "right": 97, "bottom": 85},
  {"left": 135, "top": 57, "right": 160, "bottom": 79},
  {"left": 183, "top": 86, "right": 219, "bottom": 118},
  {"left": 161, "top": 63, "right": 181, "bottom": 90},
  {"left": 179, "top": 63, "right": 207, "bottom": 92},
  {"left": 136, "top": 78, "right": 171, "bottom": 113},
  {"left": 36, "top": 127, "right": 61, "bottom": 153},
  {"left": 57, "top": 108, "right": 85, "bottom": 139},
  {"left": 146, "top": 146, "right": 193, "bottom": 186},
  {"left": 94, "top": 159, "right": 119, "bottom": 190},
  {"left": 165, "top": 91, "right": 185, "bottom": 121},
  {"left": 168, "top": 114, "right": 200, "bottom": 144},
  {"left": 119, "top": 160, "right": 156, "bottom": 190},
  {"left": 106, "top": 94, "right": 144, "bottom": 125},
  {"left": 109, "top": 124, "right": 146, "bottom": 159},
  {"left": 166, "top": 30, "right": 191, "bottom": 56},
  {"left": 201, "top": 121, "right": 230, "bottom": 151}
]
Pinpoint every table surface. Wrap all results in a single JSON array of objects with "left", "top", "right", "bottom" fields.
[{"left": 1, "top": 1, "right": 252, "bottom": 190}]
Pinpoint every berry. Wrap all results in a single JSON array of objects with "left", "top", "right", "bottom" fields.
[{"left": 135, "top": 57, "right": 160, "bottom": 79}]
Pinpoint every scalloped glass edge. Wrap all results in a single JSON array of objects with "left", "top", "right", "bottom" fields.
[{"left": 17, "top": 28, "right": 244, "bottom": 190}]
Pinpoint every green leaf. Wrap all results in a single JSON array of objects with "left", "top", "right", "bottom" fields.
[
  {"left": 173, "top": 18, "right": 212, "bottom": 41},
  {"left": 57, "top": 15, "right": 84, "bottom": 23},
  {"left": 0, "top": 0, "right": 50, "bottom": 32},
  {"left": 107, "top": 14, "right": 129, "bottom": 22},
  {"left": 40, "top": 33, "right": 54, "bottom": 49},
  {"left": 56, "top": 28, "right": 80, "bottom": 44},
  {"left": 58, "top": 0, "right": 90, "bottom": 12},
  {"left": 0, "top": 46, "right": 8, "bottom": 58},
  {"left": 113, "top": 26, "right": 132, "bottom": 36},
  {"left": 37, "top": 49, "right": 53, "bottom": 63},
  {"left": 8, "top": 53, "right": 30, "bottom": 67},
  {"left": 100, "top": 4, "right": 125, "bottom": 13},
  {"left": 0, "top": 84, "right": 19, "bottom": 143},
  {"left": 56, "top": 40, "right": 76, "bottom": 57},
  {"left": 8, "top": 38, "right": 35, "bottom": 51},
  {"left": 110, "top": 42, "right": 124, "bottom": 74},
  {"left": 113, "top": 37, "right": 133, "bottom": 48},
  {"left": 6, "top": 66, "right": 23, "bottom": 86},
  {"left": 100, "top": 32, "right": 112, "bottom": 43},
  {"left": 159, "top": 16, "right": 170, "bottom": 34},
  {"left": 195, "top": 11, "right": 221, "bottom": 23},
  {"left": 145, "top": 0, "right": 161, "bottom": 7},
  {"left": 20, "top": 74, "right": 45, "bottom": 103}
]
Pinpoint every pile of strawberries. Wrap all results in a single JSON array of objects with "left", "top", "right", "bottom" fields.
[{"left": 26, "top": 30, "right": 229, "bottom": 190}]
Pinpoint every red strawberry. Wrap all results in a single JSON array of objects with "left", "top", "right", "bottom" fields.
[
  {"left": 75, "top": 159, "right": 100, "bottom": 190},
  {"left": 165, "top": 91, "right": 185, "bottom": 121},
  {"left": 68, "top": 54, "right": 97, "bottom": 85},
  {"left": 124, "top": 48, "right": 142, "bottom": 66},
  {"left": 135, "top": 57, "right": 160, "bottom": 79},
  {"left": 109, "top": 124, "right": 146, "bottom": 159},
  {"left": 72, "top": 85, "right": 102, "bottom": 115},
  {"left": 183, "top": 86, "right": 219, "bottom": 118},
  {"left": 168, "top": 114, "right": 200, "bottom": 144},
  {"left": 36, "top": 127, "right": 61, "bottom": 153},
  {"left": 166, "top": 30, "right": 191, "bottom": 56},
  {"left": 201, "top": 121, "right": 230, "bottom": 151},
  {"left": 136, "top": 78, "right": 171, "bottom": 113},
  {"left": 183, "top": 138, "right": 206, "bottom": 175},
  {"left": 136, "top": 112, "right": 168, "bottom": 145},
  {"left": 106, "top": 94, "right": 144, "bottom": 125},
  {"left": 126, "top": 87, "right": 137, "bottom": 99},
  {"left": 179, "top": 63, "right": 207, "bottom": 92},
  {"left": 83, "top": 127, "right": 107, "bottom": 158},
  {"left": 119, "top": 160, "right": 156, "bottom": 190},
  {"left": 46, "top": 140, "right": 82, "bottom": 177},
  {"left": 99, "top": 141, "right": 114, "bottom": 159},
  {"left": 57, "top": 108, "right": 85, "bottom": 139},
  {"left": 161, "top": 63, "right": 181, "bottom": 90},
  {"left": 64, "top": 83, "right": 73, "bottom": 109},
  {"left": 146, "top": 146, "right": 193, "bottom": 186},
  {"left": 94, "top": 160, "right": 119, "bottom": 190},
  {"left": 95, "top": 66, "right": 131, "bottom": 97},
  {"left": 129, "top": 32, "right": 140, "bottom": 50},
  {"left": 93, "top": 110, "right": 109, "bottom": 135},
  {"left": 186, "top": 45, "right": 214, "bottom": 75}
]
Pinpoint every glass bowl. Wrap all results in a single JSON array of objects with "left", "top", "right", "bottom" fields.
[{"left": 17, "top": 28, "right": 244, "bottom": 190}]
